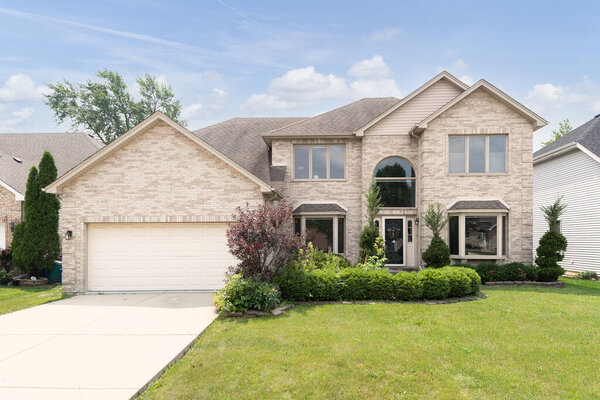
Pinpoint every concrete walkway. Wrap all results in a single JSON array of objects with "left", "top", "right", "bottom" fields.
[{"left": 0, "top": 292, "right": 217, "bottom": 400}]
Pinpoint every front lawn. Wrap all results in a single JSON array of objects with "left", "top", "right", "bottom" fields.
[
  {"left": 139, "top": 278, "right": 600, "bottom": 399},
  {"left": 0, "top": 285, "right": 65, "bottom": 315}
]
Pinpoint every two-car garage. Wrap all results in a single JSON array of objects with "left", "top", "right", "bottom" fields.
[{"left": 87, "top": 223, "right": 236, "bottom": 292}]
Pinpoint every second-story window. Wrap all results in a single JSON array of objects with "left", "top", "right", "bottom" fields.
[
  {"left": 294, "top": 145, "right": 345, "bottom": 180},
  {"left": 449, "top": 135, "right": 507, "bottom": 174}
]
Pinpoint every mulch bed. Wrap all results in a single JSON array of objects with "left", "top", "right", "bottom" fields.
[
  {"left": 484, "top": 281, "right": 565, "bottom": 288},
  {"left": 12, "top": 277, "right": 50, "bottom": 286}
]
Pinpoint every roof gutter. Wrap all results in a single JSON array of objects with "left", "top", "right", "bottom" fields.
[{"left": 533, "top": 142, "right": 578, "bottom": 165}]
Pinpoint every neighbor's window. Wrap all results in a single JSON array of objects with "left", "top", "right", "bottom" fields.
[
  {"left": 293, "top": 144, "right": 345, "bottom": 180},
  {"left": 448, "top": 135, "right": 506, "bottom": 174},
  {"left": 449, "top": 213, "right": 508, "bottom": 258},
  {"left": 373, "top": 157, "right": 416, "bottom": 207},
  {"left": 299, "top": 216, "right": 345, "bottom": 254}
]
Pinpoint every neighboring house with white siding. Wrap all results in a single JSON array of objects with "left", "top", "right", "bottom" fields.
[{"left": 533, "top": 115, "right": 600, "bottom": 274}]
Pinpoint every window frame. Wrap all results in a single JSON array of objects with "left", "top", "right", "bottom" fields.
[
  {"left": 448, "top": 135, "right": 508, "bottom": 175},
  {"left": 292, "top": 144, "right": 346, "bottom": 181},
  {"left": 448, "top": 211, "right": 508, "bottom": 260},
  {"left": 295, "top": 213, "right": 346, "bottom": 255},
  {"left": 373, "top": 156, "right": 417, "bottom": 209}
]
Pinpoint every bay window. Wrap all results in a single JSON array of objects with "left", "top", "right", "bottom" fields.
[
  {"left": 448, "top": 135, "right": 507, "bottom": 174},
  {"left": 294, "top": 215, "right": 345, "bottom": 254},
  {"left": 449, "top": 213, "right": 508, "bottom": 258},
  {"left": 294, "top": 144, "right": 345, "bottom": 180}
]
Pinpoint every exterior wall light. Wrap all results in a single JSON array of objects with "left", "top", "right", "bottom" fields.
[
  {"left": 415, "top": 217, "right": 419, "bottom": 226},
  {"left": 8, "top": 221, "right": 15, "bottom": 231},
  {"left": 65, "top": 230, "right": 73, "bottom": 240}
]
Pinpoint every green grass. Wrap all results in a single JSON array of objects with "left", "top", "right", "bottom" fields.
[
  {"left": 0, "top": 285, "right": 65, "bottom": 315},
  {"left": 139, "top": 278, "right": 600, "bottom": 399}
]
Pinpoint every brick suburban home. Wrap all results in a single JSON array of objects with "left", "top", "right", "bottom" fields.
[
  {"left": 44, "top": 71, "right": 547, "bottom": 293},
  {"left": 0, "top": 133, "right": 102, "bottom": 250}
]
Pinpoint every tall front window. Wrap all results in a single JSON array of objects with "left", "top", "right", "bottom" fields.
[
  {"left": 373, "top": 157, "right": 416, "bottom": 207},
  {"left": 448, "top": 135, "right": 507, "bottom": 174},
  {"left": 293, "top": 145, "right": 345, "bottom": 180}
]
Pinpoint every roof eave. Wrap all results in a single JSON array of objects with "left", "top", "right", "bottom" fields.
[
  {"left": 533, "top": 142, "right": 600, "bottom": 165},
  {"left": 355, "top": 71, "right": 469, "bottom": 136},
  {"left": 0, "top": 179, "right": 24, "bottom": 201},
  {"left": 44, "top": 112, "right": 279, "bottom": 196},
  {"left": 416, "top": 79, "right": 548, "bottom": 132}
]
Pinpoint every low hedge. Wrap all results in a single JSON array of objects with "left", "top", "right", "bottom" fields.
[
  {"left": 276, "top": 266, "right": 480, "bottom": 302},
  {"left": 468, "top": 262, "right": 538, "bottom": 283}
]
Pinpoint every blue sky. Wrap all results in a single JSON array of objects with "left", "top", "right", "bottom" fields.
[{"left": 1, "top": 0, "right": 599, "bottom": 149}]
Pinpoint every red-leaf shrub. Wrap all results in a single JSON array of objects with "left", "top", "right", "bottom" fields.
[{"left": 227, "top": 201, "right": 305, "bottom": 282}]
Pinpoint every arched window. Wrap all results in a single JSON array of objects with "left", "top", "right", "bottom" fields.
[{"left": 373, "top": 157, "right": 416, "bottom": 207}]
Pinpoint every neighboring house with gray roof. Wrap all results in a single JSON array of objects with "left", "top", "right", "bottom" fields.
[
  {"left": 533, "top": 115, "right": 600, "bottom": 274},
  {"left": 44, "top": 71, "right": 547, "bottom": 294},
  {"left": 0, "top": 132, "right": 102, "bottom": 249}
]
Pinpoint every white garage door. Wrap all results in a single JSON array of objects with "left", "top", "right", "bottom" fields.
[{"left": 87, "top": 223, "right": 236, "bottom": 292}]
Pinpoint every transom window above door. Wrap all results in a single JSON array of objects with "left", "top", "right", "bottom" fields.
[
  {"left": 373, "top": 157, "right": 416, "bottom": 208},
  {"left": 294, "top": 145, "right": 345, "bottom": 180},
  {"left": 449, "top": 135, "right": 507, "bottom": 174}
]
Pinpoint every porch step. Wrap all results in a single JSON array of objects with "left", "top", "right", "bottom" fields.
[{"left": 387, "top": 266, "right": 420, "bottom": 274}]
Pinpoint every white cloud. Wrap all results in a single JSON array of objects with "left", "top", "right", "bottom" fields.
[
  {"left": 459, "top": 75, "right": 474, "bottom": 86},
  {"left": 267, "top": 66, "right": 347, "bottom": 102},
  {"left": 181, "top": 88, "right": 229, "bottom": 121},
  {"left": 203, "top": 70, "right": 222, "bottom": 82},
  {"left": 0, "top": 107, "right": 34, "bottom": 129},
  {"left": 347, "top": 55, "right": 391, "bottom": 79},
  {"left": 350, "top": 79, "right": 401, "bottom": 98},
  {"left": 370, "top": 27, "right": 402, "bottom": 42},
  {"left": 0, "top": 74, "right": 47, "bottom": 103},
  {"left": 245, "top": 56, "right": 402, "bottom": 112},
  {"left": 526, "top": 77, "right": 600, "bottom": 150}
]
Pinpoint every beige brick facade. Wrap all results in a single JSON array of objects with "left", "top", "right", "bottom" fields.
[
  {"left": 0, "top": 185, "right": 22, "bottom": 249},
  {"left": 271, "top": 88, "right": 534, "bottom": 266},
  {"left": 58, "top": 120, "right": 264, "bottom": 293},
  {"left": 56, "top": 85, "right": 536, "bottom": 293},
  {"left": 418, "top": 88, "right": 534, "bottom": 263}
]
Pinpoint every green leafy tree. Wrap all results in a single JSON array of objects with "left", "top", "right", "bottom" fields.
[
  {"left": 359, "top": 181, "right": 383, "bottom": 262},
  {"left": 11, "top": 152, "right": 62, "bottom": 276},
  {"left": 45, "top": 70, "right": 185, "bottom": 144},
  {"left": 535, "top": 197, "right": 568, "bottom": 281},
  {"left": 422, "top": 202, "right": 451, "bottom": 268},
  {"left": 542, "top": 119, "right": 572, "bottom": 146}
]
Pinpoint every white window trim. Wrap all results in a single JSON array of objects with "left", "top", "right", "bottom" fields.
[
  {"left": 293, "top": 144, "right": 346, "bottom": 181},
  {"left": 449, "top": 211, "right": 508, "bottom": 260},
  {"left": 298, "top": 215, "right": 345, "bottom": 255},
  {"left": 448, "top": 135, "right": 508, "bottom": 175}
]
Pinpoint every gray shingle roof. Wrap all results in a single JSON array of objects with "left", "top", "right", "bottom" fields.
[
  {"left": 534, "top": 115, "right": 600, "bottom": 159},
  {"left": 0, "top": 132, "right": 103, "bottom": 195},
  {"left": 293, "top": 203, "right": 346, "bottom": 213},
  {"left": 263, "top": 97, "right": 400, "bottom": 137},
  {"left": 193, "top": 117, "right": 305, "bottom": 183},
  {"left": 448, "top": 200, "right": 508, "bottom": 210}
]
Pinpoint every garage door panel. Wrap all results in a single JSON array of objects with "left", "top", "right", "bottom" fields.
[{"left": 87, "top": 223, "right": 235, "bottom": 291}]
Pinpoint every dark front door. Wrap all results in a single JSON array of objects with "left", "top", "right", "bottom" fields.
[{"left": 384, "top": 218, "right": 404, "bottom": 265}]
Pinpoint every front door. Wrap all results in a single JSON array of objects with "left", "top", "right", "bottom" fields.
[{"left": 384, "top": 218, "right": 404, "bottom": 265}]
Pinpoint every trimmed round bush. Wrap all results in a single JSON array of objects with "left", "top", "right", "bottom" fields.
[
  {"left": 393, "top": 272, "right": 423, "bottom": 301},
  {"left": 537, "top": 266, "right": 565, "bottom": 282},
  {"left": 213, "top": 274, "right": 281, "bottom": 314},
  {"left": 277, "top": 266, "right": 479, "bottom": 302},
  {"left": 422, "top": 236, "right": 451, "bottom": 268},
  {"left": 418, "top": 268, "right": 451, "bottom": 299}
]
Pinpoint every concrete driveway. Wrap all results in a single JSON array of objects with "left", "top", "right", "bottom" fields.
[{"left": 0, "top": 292, "right": 217, "bottom": 400}]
